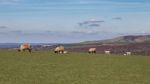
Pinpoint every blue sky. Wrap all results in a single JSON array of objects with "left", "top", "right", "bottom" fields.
[{"left": 0, "top": 0, "right": 150, "bottom": 43}]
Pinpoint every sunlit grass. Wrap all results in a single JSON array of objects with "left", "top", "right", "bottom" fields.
[{"left": 0, "top": 50, "right": 150, "bottom": 84}]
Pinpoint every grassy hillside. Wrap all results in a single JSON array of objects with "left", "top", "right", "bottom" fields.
[
  {"left": 0, "top": 50, "right": 150, "bottom": 84},
  {"left": 81, "top": 35, "right": 150, "bottom": 44}
]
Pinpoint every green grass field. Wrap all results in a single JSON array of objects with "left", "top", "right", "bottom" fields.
[{"left": 0, "top": 50, "right": 150, "bottom": 84}]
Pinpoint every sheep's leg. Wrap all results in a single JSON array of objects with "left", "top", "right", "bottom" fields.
[
  {"left": 18, "top": 49, "right": 21, "bottom": 52},
  {"left": 54, "top": 51, "right": 57, "bottom": 53},
  {"left": 62, "top": 50, "right": 64, "bottom": 54},
  {"left": 28, "top": 49, "right": 32, "bottom": 53}
]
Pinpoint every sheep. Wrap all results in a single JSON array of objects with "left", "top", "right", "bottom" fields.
[
  {"left": 123, "top": 54, "right": 127, "bottom": 56},
  {"left": 105, "top": 50, "right": 110, "bottom": 54},
  {"left": 63, "top": 51, "right": 68, "bottom": 54},
  {"left": 123, "top": 52, "right": 131, "bottom": 56},
  {"left": 88, "top": 48, "right": 96, "bottom": 54},
  {"left": 54, "top": 46, "right": 65, "bottom": 54},
  {"left": 126, "top": 52, "right": 131, "bottom": 55},
  {"left": 54, "top": 47, "right": 60, "bottom": 53},
  {"left": 18, "top": 43, "right": 32, "bottom": 53}
]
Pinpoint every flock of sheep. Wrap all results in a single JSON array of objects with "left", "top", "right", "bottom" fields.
[{"left": 17, "top": 43, "right": 131, "bottom": 55}]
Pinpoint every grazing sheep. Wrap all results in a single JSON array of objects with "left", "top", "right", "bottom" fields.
[
  {"left": 54, "top": 46, "right": 65, "bottom": 54},
  {"left": 123, "top": 52, "right": 131, "bottom": 56},
  {"left": 88, "top": 48, "right": 96, "bottom": 53},
  {"left": 18, "top": 43, "right": 32, "bottom": 53},
  {"left": 105, "top": 51, "right": 110, "bottom": 54},
  {"left": 63, "top": 51, "right": 68, "bottom": 54},
  {"left": 126, "top": 52, "right": 131, "bottom": 55},
  {"left": 123, "top": 54, "right": 127, "bottom": 56}
]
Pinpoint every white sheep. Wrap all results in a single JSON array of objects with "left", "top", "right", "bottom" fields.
[
  {"left": 105, "top": 51, "right": 110, "bottom": 54},
  {"left": 18, "top": 43, "right": 32, "bottom": 53},
  {"left": 126, "top": 52, "right": 131, "bottom": 55},
  {"left": 88, "top": 48, "right": 96, "bottom": 53},
  {"left": 63, "top": 51, "right": 68, "bottom": 54},
  {"left": 54, "top": 46, "right": 65, "bottom": 54}
]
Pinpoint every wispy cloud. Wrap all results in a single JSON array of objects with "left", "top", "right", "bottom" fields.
[
  {"left": 0, "top": 30, "right": 147, "bottom": 43},
  {"left": 9, "top": 30, "right": 22, "bottom": 33},
  {"left": 79, "top": 19, "right": 105, "bottom": 28},
  {"left": 112, "top": 17, "right": 122, "bottom": 20},
  {"left": 88, "top": 24, "right": 100, "bottom": 27},
  {"left": 1, "top": 0, "right": 150, "bottom": 14},
  {"left": 0, "top": 0, "right": 23, "bottom": 4},
  {"left": 0, "top": 26, "right": 8, "bottom": 29}
]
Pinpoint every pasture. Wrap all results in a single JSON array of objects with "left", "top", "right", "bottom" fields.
[{"left": 0, "top": 50, "right": 150, "bottom": 84}]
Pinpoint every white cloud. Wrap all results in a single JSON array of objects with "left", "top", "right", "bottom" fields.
[{"left": 0, "top": 0, "right": 22, "bottom": 4}]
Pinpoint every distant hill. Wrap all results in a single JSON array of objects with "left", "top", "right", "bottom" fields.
[
  {"left": 81, "top": 35, "right": 150, "bottom": 44},
  {"left": 0, "top": 43, "right": 55, "bottom": 49},
  {"left": 1, "top": 35, "right": 150, "bottom": 49},
  {"left": 0, "top": 43, "right": 20, "bottom": 48}
]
